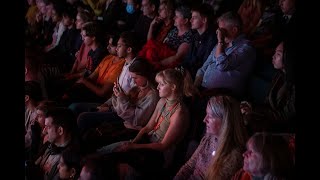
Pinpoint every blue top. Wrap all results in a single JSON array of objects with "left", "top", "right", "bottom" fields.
[{"left": 196, "top": 34, "right": 256, "bottom": 96}]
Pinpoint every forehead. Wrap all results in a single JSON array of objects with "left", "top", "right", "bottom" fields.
[
  {"left": 276, "top": 43, "right": 284, "bottom": 52},
  {"left": 191, "top": 11, "right": 201, "bottom": 17},
  {"left": 45, "top": 117, "right": 54, "bottom": 125}
]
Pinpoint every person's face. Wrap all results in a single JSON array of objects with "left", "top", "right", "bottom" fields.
[
  {"left": 81, "top": 30, "right": 94, "bottom": 46},
  {"left": 174, "top": 10, "right": 187, "bottom": 27},
  {"left": 75, "top": 14, "right": 84, "bottom": 29},
  {"left": 190, "top": 11, "right": 205, "bottom": 30},
  {"left": 37, "top": 2, "right": 46, "bottom": 14},
  {"left": 46, "top": 4, "right": 53, "bottom": 18},
  {"left": 43, "top": 117, "right": 59, "bottom": 143},
  {"left": 141, "top": 0, "right": 154, "bottom": 16},
  {"left": 243, "top": 139, "right": 264, "bottom": 176},
  {"left": 203, "top": 104, "right": 222, "bottom": 135},
  {"left": 107, "top": 38, "right": 117, "bottom": 55},
  {"left": 58, "top": 156, "right": 74, "bottom": 179},
  {"left": 51, "top": 9, "right": 59, "bottom": 22},
  {"left": 116, "top": 38, "right": 128, "bottom": 58},
  {"left": 36, "top": 109, "right": 46, "bottom": 129},
  {"left": 156, "top": 78, "right": 173, "bottom": 98},
  {"left": 217, "top": 20, "right": 237, "bottom": 44},
  {"left": 272, "top": 43, "right": 284, "bottom": 70},
  {"left": 158, "top": 4, "right": 167, "bottom": 19},
  {"left": 63, "top": 16, "right": 73, "bottom": 27},
  {"left": 129, "top": 72, "right": 148, "bottom": 87},
  {"left": 78, "top": 166, "right": 92, "bottom": 180},
  {"left": 279, "top": 0, "right": 295, "bottom": 15}
]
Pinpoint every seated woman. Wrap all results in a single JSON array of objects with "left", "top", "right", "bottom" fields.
[
  {"left": 146, "top": 0, "right": 175, "bottom": 43},
  {"left": 61, "top": 34, "right": 124, "bottom": 104},
  {"left": 138, "top": 5, "right": 192, "bottom": 71},
  {"left": 77, "top": 59, "right": 159, "bottom": 152},
  {"left": 95, "top": 68, "right": 198, "bottom": 179},
  {"left": 62, "top": 9, "right": 93, "bottom": 81},
  {"left": 232, "top": 132, "right": 294, "bottom": 180},
  {"left": 174, "top": 95, "right": 248, "bottom": 180},
  {"left": 241, "top": 41, "right": 295, "bottom": 133}
]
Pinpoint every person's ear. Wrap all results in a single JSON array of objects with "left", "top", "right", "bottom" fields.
[
  {"left": 69, "top": 168, "right": 76, "bottom": 179},
  {"left": 171, "top": 84, "right": 176, "bottom": 92},
  {"left": 58, "top": 126, "right": 64, "bottom": 136},
  {"left": 127, "top": 47, "right": 132, "bottom": 54},
  {"left": 25, "top": 95, "right": 30, "bottom": 103}
]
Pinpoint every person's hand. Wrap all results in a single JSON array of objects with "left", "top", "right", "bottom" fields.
[
  {"left": 150, "top": 16, "right": 163, "bottom": 27},
  {"left": 76, "top": 77, "right": 85, "bottom": 84},
  {"left": 216, "top": 28, "right": 226, "bottom": 43},
  {"left": 113, "top": 82, "right": 125, "bottom": 97},
  {"left": 96, "top": 106, "right": 110, "bottom": 112},
  {"left": 114, "top": 142, "right": 134, "bottom": 152},
  {"left": 240, "top": 101, "right": 252, "bottom": 115}
]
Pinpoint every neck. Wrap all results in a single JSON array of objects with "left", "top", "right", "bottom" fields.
[
  {"left": 147, "top": 13, "right": 156, "bottom": 19},
  {"left": 55, "top": 135, "right": 71, "bottom": 147},
  {"left": 166, "top": 97, "right": 180, "bottom": 106},
  {"left": 164, "top": 18, "right": 172, "bottom": 26},
  {"left": 178, "top": 26, "right": 189, "bottom": 35},
  {"left": 125, "top": 55, "right": 135, "bottom": 63},
  {"left": 90, "top": 43, "right": 98, "bottom": 51},
  {"left": 26, "top": 101, "right": 37, "bottom": 111},
  {"left": 197, "top": 25, "right": 207, "bottom": 35}
]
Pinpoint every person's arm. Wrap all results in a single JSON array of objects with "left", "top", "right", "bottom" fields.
[
  {"left": 132, "top": 105, "right": 187, "bottom": 151},
  {"left": 160, "top": 42, "right": 190, "bottom": 66},
  {"left": 194, "top": 50, "right": 214, "bottom": 87},
  {"left": 80, "top": 78, "right": 114, "bottom": 97},
  {"left": 131, "top": 99, "right": 164, "bottom": 143},
  {"left": 147, "top": 16, "right": 161, "bottom": 40},
  {"left": 214, "top": 42, "right": 256, "bottom": 71},
  {"left": 116, "top": 90, "right": 159, "bottom": 127},
  {"left": 174, "top": 136, "right": 207, "bottom": 180}
]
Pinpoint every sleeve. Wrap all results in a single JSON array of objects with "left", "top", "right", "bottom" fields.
[
  {"left": 114, "top": 90, "right": 159, "bottom": 128},
  {"left": 196, "top": 48, "right": 215, "bottom": 78},
  {"left": 174, "top": 136, "right": 207, "bottom": 180},
  {"left": 215, "top": 43, "right": 256, "bottom": 71}
]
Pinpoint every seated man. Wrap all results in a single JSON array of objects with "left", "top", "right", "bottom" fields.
[
  {"left": 62, "top": 34, "right": 124, "bottom": 104},
  {"left": 194, "top": 11, "right": 256, "bottom": 98},
  {"left": 25, "top": 108, "right": 79, "bottom": 180}
]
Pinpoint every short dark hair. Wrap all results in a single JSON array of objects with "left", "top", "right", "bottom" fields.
[
  {"left": 192, "top": 3, "right": 214, "bottom": 21},
  {"left": 25, "top": 81, "right": 42, "bottom": 102},
  {"left": 46, "top": 108, "right": 77, "bottom": 135},
  {"left": 119, "top": 31, "right": 141, "bottom": 54},
  {"left": 129, "top": 57, "right": 155, "bottom": 83},
  {"left": 61, "top": 147, "right": 81, "bottom": 179}
]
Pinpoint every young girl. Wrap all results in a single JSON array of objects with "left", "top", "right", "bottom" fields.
[{"left": 96, "top": 68, "right": 198, "bottom": 179}]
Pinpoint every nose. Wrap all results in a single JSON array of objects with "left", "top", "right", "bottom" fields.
[{"left": 203, "top": 115, "right": 208, "bottom": 123}]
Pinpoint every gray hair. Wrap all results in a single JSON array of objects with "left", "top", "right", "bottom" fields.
[{"left": 217, "top": 11, "right": 243, "bottom": 32}]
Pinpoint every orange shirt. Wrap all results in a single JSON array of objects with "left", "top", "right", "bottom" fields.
[{"left": 94, "top": 55, "right": 125, "bottom": 85}]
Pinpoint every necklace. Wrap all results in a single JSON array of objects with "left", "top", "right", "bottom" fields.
[{"left": 152, "top": 100, "right": 180, "bottom": 131}]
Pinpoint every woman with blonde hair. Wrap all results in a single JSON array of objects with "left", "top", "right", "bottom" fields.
[
  {"left": 95, "top": 68, "right": 198, "bottom": 179},
  {"left": 175, "top": 95, "right": 248, "bottom": 180}
]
